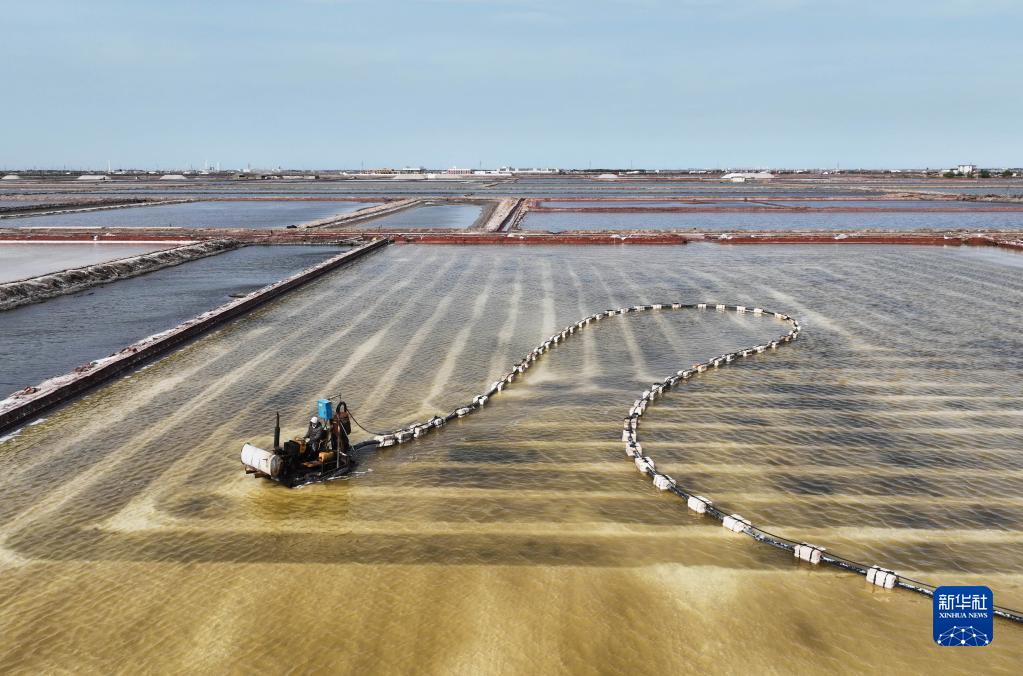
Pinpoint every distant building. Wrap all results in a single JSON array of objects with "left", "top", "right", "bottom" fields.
[
  {"left": 1, "top": 174, "right": 21, "bottom": 180},
  {"left": 957, "top": 164, "right": 977, "bottom": 176},
  {"left": 77, "top": 174, "right": 110, "bottom": 181},
  {"left": 721, "top": 171, "right": 775, "bottom": 182}
]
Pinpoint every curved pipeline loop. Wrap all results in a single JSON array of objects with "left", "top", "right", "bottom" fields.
[{"left": 362, "top": 301, "right": 1023, "bottom": 625}]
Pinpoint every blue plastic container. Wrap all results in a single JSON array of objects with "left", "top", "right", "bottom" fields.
[{"left": 316, "top": 399, "right": 333, "bottom": 421}]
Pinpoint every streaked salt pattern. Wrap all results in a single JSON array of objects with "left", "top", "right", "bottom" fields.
[{"left": 0, "top": 243, "right": 1020, "bottom": 672}]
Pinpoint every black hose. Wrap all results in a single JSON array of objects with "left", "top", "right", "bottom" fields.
[{"left": 345, "top": 407, "right": 390, "bottom": 437}]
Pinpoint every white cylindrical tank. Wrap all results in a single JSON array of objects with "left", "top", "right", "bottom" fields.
[{"left": 241, "top": 443, "right": 282, "bottom": 478}]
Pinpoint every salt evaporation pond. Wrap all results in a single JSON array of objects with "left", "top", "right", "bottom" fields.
[
  {"left": 358, "top": 204, "right": 482, "bottom": 229},
  {"left": 539, "top": 200, "right": 734, "bottom": 208},
  {"left": 0, "top": 243, "right": 1020, "bottom": 672},
  {"left": 5, "top": 200, "right": 380, "bottom": 229},
  {"left": 538, "top": 199, "right": 1023, "bottom": 210},
  {"left": 774, "top": 199, "right": 1023, "bottom": 209},
  {"left": 0, "top": 242, "right": 171, "bottom": 282},
  {"left": 522, "top": 210, "right": 1023, "bottom": 231},
  {"left": 0, "top": 245, "right": 346, "bottom": 394}
]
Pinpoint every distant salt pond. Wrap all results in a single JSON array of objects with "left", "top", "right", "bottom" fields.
[
  {"left": 0, "top": 242, "right": 172, "bottom": 282},
  {"left": 358, "top": 204, "right": 483, "bottom": 229},
  {"left": 5, "top": 200, "right": 381, "bottom": 229},
  {"left": 538, "top": 199, "right": 1022, "bottom": 210},
  {"left": 521, "top": 209, "right": 1023, "bottom": 231}
]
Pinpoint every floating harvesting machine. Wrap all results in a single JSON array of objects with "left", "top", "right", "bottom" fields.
[{"left": 240, "top": 398, "right": 363, "bottom": 487}]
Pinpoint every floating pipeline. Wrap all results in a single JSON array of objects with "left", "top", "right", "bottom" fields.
[
  {"left": 351, "top": 302, "right": 1023, "bottom": 625},
  {"left": 0, "top": 239, "right": 242, "bottom": 312}
]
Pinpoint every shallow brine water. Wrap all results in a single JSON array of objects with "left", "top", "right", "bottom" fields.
[
  {"left": 6, "top": 200, "right": 380, "bottom": 229},
  {"left": 522, "top": 211, "right": 1023, "bottom": 231},
  {"left": 538, "top": 199, "right": 1021, "bottom": 210},
  {"left": 0, "top": 244, "right": 1020, "bottom": 673},
  {"left": 358, "top": 204, "right": 483, "bottom": 229},
  {"left": 0, "top": 245, "right": 346, "bottom": 393}
]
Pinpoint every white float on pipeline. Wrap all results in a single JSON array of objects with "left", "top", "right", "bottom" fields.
[
  {"left": 866, "top": 566, "right": 898, "bottom": 589},
  {"left": 722, "top": 514, "right": 751, "bottom": 533},
  {"left": 687, "top": 495, "right": 711, "bottom": 514},
  {"left": 635, "top": 456, "right": 655, "bottom": 474},
  {"left": 652, "top": 474, "right": 675, "bottom": 491},
  {"left": 793, "top": 543, "right": 825, "bottom": 564}
]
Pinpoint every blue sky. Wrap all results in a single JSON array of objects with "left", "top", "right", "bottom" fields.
[{"left": 3, "top": 0, "right": 1020, "bottom": 169}]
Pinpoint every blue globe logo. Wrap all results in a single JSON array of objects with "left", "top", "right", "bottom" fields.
[{"left": 936, "top": 626, "right": 990, "bottom": 646}]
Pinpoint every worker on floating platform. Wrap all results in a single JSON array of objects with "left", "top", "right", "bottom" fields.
[
  {"left": 305, "top": 416, "right": 327, "bottom": 455},
  {"left": 333, "top": 401, "right": 352, "bottom": 454},
  {"left": 240, "top": 397, "right": 357, "bottom": 486}
]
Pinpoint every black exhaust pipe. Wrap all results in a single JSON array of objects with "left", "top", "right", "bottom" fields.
[{"left": 273, "top": 412, "right": 281, "bottom": 451}]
